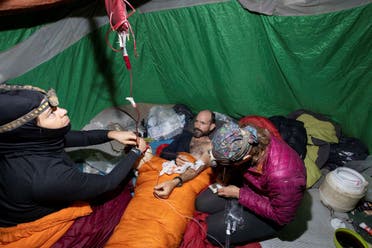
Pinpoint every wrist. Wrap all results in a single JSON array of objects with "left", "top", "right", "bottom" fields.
[
  {"left": 107, "top": 130, "right": 116, "bottom": 140},
  {"left": 173, "top": 176, "right": 183, "bottom": 187},
  {"left": 130, "top": 147, "right": 142, "bottom": 156},
  {"left": 236, "top": 187, "right": 241, "bottom": 199}
]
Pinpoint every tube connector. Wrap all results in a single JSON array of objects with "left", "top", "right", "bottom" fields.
[
  {"left": 125, "top": 97, "right": 136, "bottom": 108},
  {"left": 226, "top": 221, "right": 231, "bottom": 235}
]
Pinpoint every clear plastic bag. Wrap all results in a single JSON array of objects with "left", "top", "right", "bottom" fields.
[
  {"left": 145, "top": 106, "right": 185, "bottom": 140},
  {"left": 225, "top": 199, "right": 244, "bottom": 235}
]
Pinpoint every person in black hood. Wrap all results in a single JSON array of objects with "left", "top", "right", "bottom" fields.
[{"left": 0, "top": 84, "right": 146, "bottom": 234}]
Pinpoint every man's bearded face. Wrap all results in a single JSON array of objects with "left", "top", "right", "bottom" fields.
[
  {"left": 193, "top": 127, "right": 210, "bottom": 138},
  {"left": 192, "top": 110, "right": 215, "bottom": 138}
]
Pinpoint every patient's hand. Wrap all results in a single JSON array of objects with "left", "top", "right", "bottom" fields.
[{"left": 153, "top": 180, "right": 177, "bottom": 199}]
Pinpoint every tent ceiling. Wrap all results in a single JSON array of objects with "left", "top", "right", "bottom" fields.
[
  {"left": 0, "top": 0, "right": 97, "bottom": 29},
  {"left": 1, "top": 0, "right": 371, "bottom": 17},
  {"left": 0, "top": 0, "right": 228, "bottom": 15},
  {"left": 0, "top": 0, "right": 83, "bottom": 15}
]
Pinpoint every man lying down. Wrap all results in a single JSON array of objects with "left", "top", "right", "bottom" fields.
[{"left": 105, "top": 140, "right": 213, "bottom": 248}]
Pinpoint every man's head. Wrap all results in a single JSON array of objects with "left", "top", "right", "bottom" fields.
[
  {"left": 211, "top": 122, "right": 258, "bottom": 165},
  {"left": 0, "top": 84, "right": 65, "bottom": 133},
  {"left": 193, "top": 110, "right": 216, "bottom": 138},
  {"left": 0, "top": 84, "right": 70, "bottom": 145}
]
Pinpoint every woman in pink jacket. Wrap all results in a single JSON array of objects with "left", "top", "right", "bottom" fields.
[{"left": 195, "top": 121, "right": 306, "bottom": 246}]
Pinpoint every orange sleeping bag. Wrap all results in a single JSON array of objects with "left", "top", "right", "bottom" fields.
[
  {"left": 0, "top": 203, "right": 92, "bottom": 248},
  {"left": 106, "top": 155, "right": 212, "bottom": 248}
]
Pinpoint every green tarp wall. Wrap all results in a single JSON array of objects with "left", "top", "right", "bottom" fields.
[{"left": 1, "top": 1, "right": 371, "bottom": 151}]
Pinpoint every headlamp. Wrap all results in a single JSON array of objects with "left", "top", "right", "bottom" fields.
[{"left": 0, "top": 84, "right": 59, "bottom": 133}]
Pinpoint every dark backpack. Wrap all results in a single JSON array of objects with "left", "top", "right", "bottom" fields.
[{"left": 326, "top": 136, "right": 369, "bottom": 169}]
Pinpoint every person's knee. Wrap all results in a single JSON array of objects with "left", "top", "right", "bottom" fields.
[
  {"left": 196, "top": 190, "right": 225, "bottom": 213},
  {"left": 205, "top": 215, "right": 225, "bottom": 245}
]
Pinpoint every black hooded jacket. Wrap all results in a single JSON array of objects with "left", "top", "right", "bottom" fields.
[{"left": 0, "top": 88, "right": 140, "bottom": 227}]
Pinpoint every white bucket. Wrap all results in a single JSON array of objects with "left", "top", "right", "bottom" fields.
[{"left": 319, "top": 167, "right": 368, "bottom": 212}]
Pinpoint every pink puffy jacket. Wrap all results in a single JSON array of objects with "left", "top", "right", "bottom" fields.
[{"left": 239, "top": 136, "right": 306, "bottom": 226}]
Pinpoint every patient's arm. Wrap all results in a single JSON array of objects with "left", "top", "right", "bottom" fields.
[
  {"left": 178, "top": 163, "right": 207, "bottom": 183},
  {"left": 154, "top": 141, "right": 212, "bottom": 198},
  {"left": 153, "top": 164, "right": 208, "bottom": 198},
  {"left": 134, "top": 147, "right": 154, "bottom": 170}
]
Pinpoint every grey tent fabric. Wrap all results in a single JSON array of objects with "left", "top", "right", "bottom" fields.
[
  {"left": 138, "top": 0, "right": 229, "bottom": 13},
  {"left": 0, "top": 2, "right": 107, "bottom": 84},
  {"left": 238, "top": 0, "right": 372, "bottom": 16}
]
